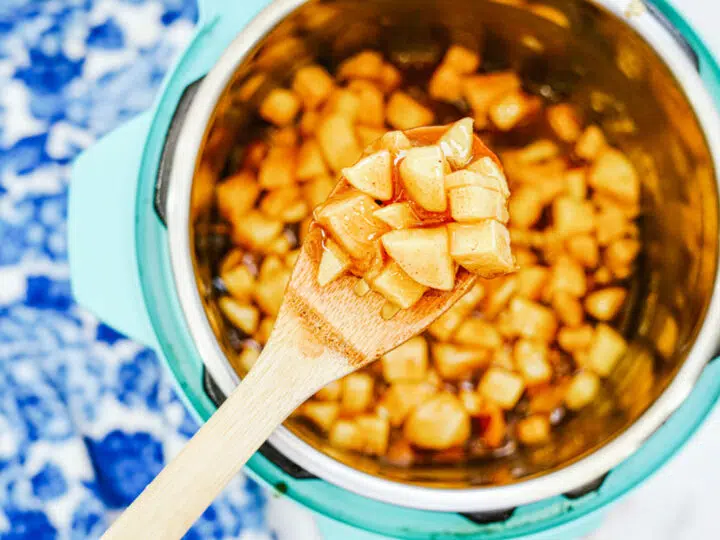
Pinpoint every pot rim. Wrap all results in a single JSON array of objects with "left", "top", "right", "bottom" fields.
[{"left": 165, "top": 0, "right": 720, "bottom": 512}]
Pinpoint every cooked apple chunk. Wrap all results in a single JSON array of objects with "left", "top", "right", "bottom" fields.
[
  {"left": 341, "top": 150, "right": 393, "bottom": 200},
  {"left": 466, "top": 157, "right": 510, "bottom": 197},
  {"left": 448, "top": 221, "right": 515, "bottom": 278},
  {"left": 373, "top": 130, "right": 412, "bottom": 153},
  {"left": 445, "top": 168, "right": 509, "bottom": 197},
  {"left": 314, "top": 192, "right": 388, "bottom": 262},
  {"left": 368, "top": 261, "right": 428, "bottom": 309},
  {"left": 317, "top": 239, "right": 351, "bottom": 286},
  {"left": 398, "top": 145, "right": 448, "bottom": 212},
  {"left": 404, "top": 393, "right": 470, "bottom": 450},
  {"left": 449, "top": 185, "right": 510, "bottom": 223},
  {"left": 439, "top": 117, "right": 474, "bottom": 169},
  {"left": 373, "top": 202, "right": 422, "bottom": 230},
  {"left": 381, "top": 227, "right": 455, "bottom": 290}
]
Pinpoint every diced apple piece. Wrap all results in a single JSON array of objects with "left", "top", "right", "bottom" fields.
[
  {"left": 605, "top": 238, "right": 640, "bottom": 274},
  {"left": 575, "top": 125, "right": 607, "bottom": 161},
  {"left": 589, "top": 149, "right": 640, "bottom": 205},
  {"left": 429, "top": 65, "right": 464, "bottom": 102},
  {"left": 507, "top": 297, "right": 558, "bottom": 342},
  {"left": 323, "top": 89, "right": 360, "bottom": 121},
  {"left": 255, "top": 317, "right": 275, "bottom": 344},
  {"left": 296, "top": 139, "right": 329, "bottom": 180},
  {"left": 356, "top": 125, "right": 387, "bottom": 148},
  {"left": 368, "top": 261, "right": 428, "bottom": 309},
  {"left": 329, "top": 420, "right": 365, "bottom": 451},
  {"left": 459, "top": 390, "right": 484, "bottom": 416},
  {"left": 381, "top": 227, "right": 455, "bottom": 290},
  {"left": 386, "top": 91, "right": 434, "bottom": 130},
  {"left": 565, "top": 371, "right": 600, "bottom": 410},
  {"left": 444, "top": 45, "right": 481, "bottom": 74},
  {"left": 449, "top": 185, "right": 509, "bottom": 223},
  {"left": 260, "top": 186, "right": 301, "bottom": 219},
  {"left": 254, "top": 268, "right": 291, "bottom": 316},
  {"left": 404, "top": 393, "right": 471, "bottom": 450},
  {"left": 292, "top": 64, "right": 335, "bottom": 109},
  {"left": 216, "top": 171, "right": 261, "bottom": 222},
  {"left": 479, "top": 368, "right": 526, "bottom": 409},
  {"left": 298, "top": 401, "right": 340, "bottom": 432},
  {"left": 553, "top": 291, "right": 584, "bottom": 327},
  {"left": 317, "top": 238, "right": 351, "bottom": 286},
  {"left": 432, "top": 343, "right": 490, "bottom": 380},
  {"left": 448, "top": 221, "right": 515, "bottom": 278},
  {"left": 218, "top": 298, "right": 259, "bottom": 335},
  {"left": 565, "top": 168, "right": 587, "bottom": 200},
  {"left": 567, "top": 234, "right": 599, "bottom": 268},
  {"left": 379, "top": 382, "right": 437, "bottom": 426},
  {"left": 514, "top": 339, "right": 552, "bottom": 384},
  {"left": 585, "top": 287, "right": 627, "bottom": 321},
  {"left": 232, "top": 211, "right": 284, "bottom": 249},
  {"left": 303, "top": 175, "right": 335, "bottom": 208},
  {"left": 462, "top": 72, "right": 521, "bottom": 128},
  {"left": 376, "top": 130, "right": 412, "bottom": 153},
  {"left": 373, "top": 202, "right": 422, "bottom": 230},
  {"left": 258, "top": 145, "right": 296, "bottom": 188},
  {"left": 517, "top": 415, "right": 551, "bottom": 446},
  {"left": 516, "top": 265, "right": 549, "bottom": 301},
  {"left": 337, "top": 50, "right": 384, "bottom": 81},
  {"left": 315, "top": 192, "right": 388, "bottom": 262},
  {"left": 354, "top": 278, "right": 371, "bottom": 297},
  {"left": 259, "top": 88, "right": 301, "bottom": 126},
  {"left": 446, "top": 170, "right": 510, "bottom": 208},
  {"left": 439, "top": 117, "right": 474, "bottom": 169},
  {"left": 553, "top": 197, "right": 595, "bottom": 236},
  {"left": 586, "top": 323, "right": 627, "bottom": 376},
  {"left": 316, "top": 114, "right": 362, "bottom": 172},
  {"left": 453, "top": 319, "right": 502, "bottom": 349},
  {"left": 356, "top": 415, "right": 390, "bottom": 455},
  {"left": 342, "top": 150, "right": 393, "bottom": 200},
  {"left": 547, "top": 103, "right": 582, "bottom": 142},
  {"left": 428, "top": 283, "right": 486, "bottom": 340},
  {"left": 489, "top": 90, "right": 542, "bottom": 131},
  {"left": 348, "top": 79, "right": 385, "bottom": 127},
  {"left": 550, "top": 255, "right": 587, "bottom": 297},
  {"left": 509, "top": 187, "right": 543, "bottom": 229},
  {"left": 299, "top": 110, "right": 320, "bottom": 136},
  {"left": 315, "top": 380, "right": 342, "bottom": 401},
  {"left": 466, "top": 157, "right": 510, "bottom": 196},
  {"left": 341, "top": 373, "right": 374, "bottom": 413},
  {"left": 382, "top": 336, "right": 428, "bottom": 383},
  {"left": 398, "top": 145, "right": 447, "bottom": 212},
  {"left": 221, "top": 264, "right": 255, "bottom": 301},
  {"left": 237, "top": 346, "right": 260, "bottom": 373},
  {"left": 379, "top": 63, "right": 402, "bottom": 94}
]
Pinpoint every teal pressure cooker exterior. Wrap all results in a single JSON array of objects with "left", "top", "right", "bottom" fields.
[{"left": 67, "top": 0, "right": 720, "bottom": 538}]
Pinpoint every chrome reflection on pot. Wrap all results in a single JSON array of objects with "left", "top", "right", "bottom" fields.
[{"left": 164, "top": 0, "right": 720, "bottom": 512}]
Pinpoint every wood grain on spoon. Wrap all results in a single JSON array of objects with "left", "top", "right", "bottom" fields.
[{"left": 102, "top": 122, "right": 512, "bottom": 540}]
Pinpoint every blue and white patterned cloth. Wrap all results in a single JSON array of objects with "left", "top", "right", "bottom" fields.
[{"left": 0, "top": 1, "right": 271, "bottom": 538}]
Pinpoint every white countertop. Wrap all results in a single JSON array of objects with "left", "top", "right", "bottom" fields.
[{"left": 269, "top": 1, "right": 720, "bottom": 538}]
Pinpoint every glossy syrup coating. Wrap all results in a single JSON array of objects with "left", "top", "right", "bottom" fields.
[{"left": 201, "top": 43, "right": 647, "bottom": 467}]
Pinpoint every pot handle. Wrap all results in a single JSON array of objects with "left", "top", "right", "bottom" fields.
[{"left": 68, "top": 111, "right": 159, "bottom": 349}]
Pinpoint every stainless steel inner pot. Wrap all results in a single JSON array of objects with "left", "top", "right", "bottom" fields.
[{"left": 166, "top": 0, "right": 720, "bottom": 512}]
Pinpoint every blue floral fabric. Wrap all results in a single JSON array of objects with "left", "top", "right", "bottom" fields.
[{"left": 0, "top": 1, "right": 270, "bottom": 538}]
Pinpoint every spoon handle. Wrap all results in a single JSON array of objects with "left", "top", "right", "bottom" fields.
[{"left": 102, "top": 313, "right": 339, "bottom": 540}]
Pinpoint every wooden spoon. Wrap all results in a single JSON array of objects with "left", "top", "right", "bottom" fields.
[{"left": 103, "top": 126, "right": 498, "bottom": 539}]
